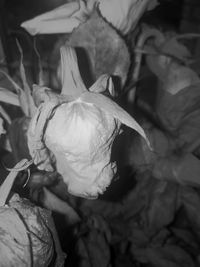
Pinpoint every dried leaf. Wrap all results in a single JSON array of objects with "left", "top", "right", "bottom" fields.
[
  {"left": 180, "top": 187, "right": 200, "bottom": 239},
  {"left": 75, "top": 215, "right": 111, "bottom": 267},
  {"left": 147, "top": 0, "right": 159, "bottom": 10},
  {"left": 0, "top": 104, "right": 11, "bottom": 124},
  {"left": 0, "top": 193, "right": 66, "bottom": 266},
  {"left": 0, "top": 69, "right": 22, "bottom": 92},
  {"left": 160, "top": 38, "right": 191, "bottom": 62},
  {"left": 67, "top": 10, "right": 130, "bottom": 89},
  {"left": 89, "top": 74, "right": 110, "bottom": 93},
  {"left": 33, "top": 39, "right": 45, "bottom": 86},
  {"left": 143, "top": 180, "right": 178, "bottom": 234},
  {"left": 16, "top": 40, "right": 36, "bottom": 117},
  {"left": 81, "top": 91, "right": 150, "bottom": 147},
  {"left": 0, "top": 206, "right": 31, "bottom": 266},
  {"left": 8, "top": 117, "right": 31, "bottom": 162},
  {"left": 0, "top": 87, "right": 20, "bottom": 106},
  {"left": 21, "top": 0, "right": 157, "bottom": 37},
  {"left": 22, "top": 3, "right": 130, "bottom": 90},
  {"left": 156, "top": 84, "right": 200, "bottom": 151},
  {"left": 134, "top": 245, "right": 195, "bottom": 267},
  {"left": 27, "top": 101, "right": 57, "bottom": 171},
  {"left": 0, "top": 71, "right": 30, "bottom": 115},
  {"left": 163, "top": 63, "right": 200, "bottom": 95},
  {"left": 21, "top": 2, "right": 82, "bottom": 35},
  {"left": 171, "top": 228, "right": 200, "bottom": 254},
  {"left": 99, "top": 0, "right": 158, "bottom": 34},
  {"left": 60, "top": 45, "right": 87, "bottom": 97},
  {"left": 146, "top": 31, "right": 193, "bottom": 88},
  {"left": 125, "top": 121, "right": 171, "bottom": 172},
  {"left": 0, "top": 117, "right": 6, "bottom": 134}
]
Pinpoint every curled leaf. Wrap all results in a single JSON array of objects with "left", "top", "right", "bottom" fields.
[
  {"left": 21, "top": 0, "right": 158, "bottom": 36},
  {"left": 81, "top": 91, "right": 150, "bottom": 147},
  {"left": 21, "top": 1, "right": 85, "bottom": 35},
  {"left": 28, "top": 101, "right": 57, "bottom": 171}
]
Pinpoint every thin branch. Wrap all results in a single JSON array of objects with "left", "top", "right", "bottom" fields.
[
  {"left": 0, "top": 159, "right": 33, "bottom": 206},
  {"left": 0, "top": 105, "right": 12, "bottom": 124},
  {"left": 172, "top": 33, "right": 200, "bottom": 40}
]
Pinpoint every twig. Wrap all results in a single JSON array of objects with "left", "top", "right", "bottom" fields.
[
  {"left": 0, "top": 104, "right": 12, "bottom": 124},
  {"left": 134, "top": 47, "right": 191, "bottom": 65},
  {"left": 172, "top": 33, "right": 200, "bottom": 40},
  {"left": 128, "top": 28, "right": 164, "bottom": 103},
  {"left": 0, "top": 159, "right": 33, "bottom": 206},
  {"left": 33, "top": 38, "right": 45, "bottom": 86}
]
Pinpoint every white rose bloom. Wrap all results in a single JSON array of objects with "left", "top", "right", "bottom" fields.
[
  {"left": 27, "top": 46, "right": 150, "bottom": 199},
  {"left": 44, "top": 100, "right": 119, "bottom": 198}
]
